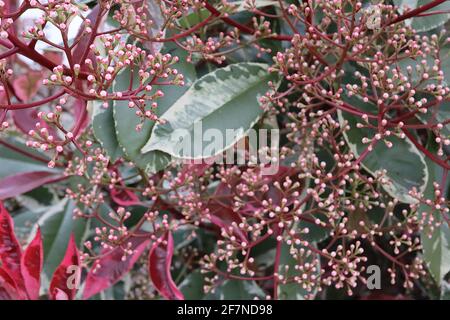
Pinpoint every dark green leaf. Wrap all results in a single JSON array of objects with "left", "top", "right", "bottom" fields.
[
  {"left": 338, "top": 96, "right": 428, "bottom": 203},
  {"left": 36, "top": 199, "right": 88, "bottom": 277},
  {"left": 112, "top": 50, "right": 196, "bottom": 173},
  {"left": 277, "top": 242, "right": 320, "bottom": 300},
  {"left": 91, "top": 100, "right": 124, "bottom": 162}
]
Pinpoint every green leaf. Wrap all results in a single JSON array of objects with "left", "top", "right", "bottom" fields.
[
  {"left": 178, "top": 270, "right": 206, "bottom": 300},
  {"left": 141, "top": 63, "right": 277, "bottom": 159},
  {"left": 0, "top": 139, "right": 56, "bottom": 179},
  {"left": 397, "top": 47, "right": 450, "bottom": 86},
  {"left": 394, "top": 0, "right": 450, "bottom": 32},
  {"left": 416, "top": 100, "right": 450, "bottom": 137},
  {"left": 91, "top": 100, "right": 124, "bottom": 162},
  {"left": 420, "top": 143, "right": 450, "bottom": 284},
  {"left": 177, "top": 9, "right": 211, "bottom": 29},
  {"left": 205, "top": 279, "right": 266, "bottom": 299},
  {"left": 440, "top": 47, "right": 450, "bottom": 86},
  {"left": 299, "top": 214, "right": 330, "bottom": 243},
  {"left": 233, "top": 0, "right": 280, "bottom": 11},
  {"left": 13, "top": 206, "right": 49, "bottom": 240},
  {"left": 442, "top": 281, "right": 450, "bottom": 300},
  {"left": 99, "top": 281, "right": 127, "bottom": 300},
  {"left": 423, "top": 223, "right": 450, "bottom": 285},
  {"left": 33, "top": 199, "right": 88, "bottom": 277},
  {"left": 22, "top": 186, "right": 55, "bottom": 206},
  {"left": 112, "top": 50, "right": 196, "bottom": 173},
  {"left": 337, "top": 96, "right": 428, "bottom": 204},
  {"left": 298, "top": 176, "right": 330, "bottom": 243},
  {"left": 277, "top": 242, "right": 320, "bottom": 300}
]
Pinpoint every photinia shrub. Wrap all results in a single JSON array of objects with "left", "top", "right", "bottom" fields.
[{"left": 0, "top": 0, "right": 449, "bottom": 300}]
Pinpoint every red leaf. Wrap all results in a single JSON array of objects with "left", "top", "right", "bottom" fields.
[
  {"left": 177, "top": 159, "right": 213, "bottom": 184},
  {"left": 208, "top": 203, "right": 247, "bottom": 243},
  {"left": 20, "top": 228, "right": 43, "bottom": 300},
  {"left": 261, "top": 166, "right": 297, "bottom": 206},
  {"left": 0, "top": 202, "right": 25, "bottom": 293},
  {"left": 0, "top": 171, "right": 63, "bottom": 200},
  {"left": 72, "top": 4, "right": 103, "bottom": 69},
  {"left": 109, "top": 170, "right": 141, "bottom": 207},
  {"left": 72, "top": 99, "right": 89, "bottom": 133},
  {"left": 49, "top": 235, "right": 80, "bottom": 300},
  {"left": 43, "top": 51, "right": 63, "bottom": 66},
  {"left": 148, "top": 231, "right": 184, "bottom": 300},
  {"left": 110, "top": 187, "right": 141, "bottom": 207},
  {"left": 0, "top": 267, "right": 20, "bottom": 300},
  {"left": 83, "top": 236, "right": 150, "bottom": 299},
  {"left": 12, "top": 71, "right": 43, "bottom": 102},
  {"left": 207, "top": 181, "right": 247, "bottom": 242},
  {"left": 12, "top": 108, "right": 59, "bottom": 136}
]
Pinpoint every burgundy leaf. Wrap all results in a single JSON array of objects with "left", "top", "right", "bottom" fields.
[
  {"left": 238, "top": 202, "right": 262, "bottom": 215},
  {"left": 49, "top": 235, "right": 80, "bottom": 300},
  {"left": 12, "top": 71, "right": 42, "bottom": 101},
  {"left": 177, "top": 159, "right": 213, "bottom": 184},
  {"left": 72, "top": 99, "right": 89, "bottom": 133},
  {"left": 155, "top": 197, "right": 184, "bottom": 220},
  {"left": 261, "top": 166, "right": 298, "bottom": 206},
  {"left": 148, "top": 231, "right": 184, "bottom": 300},
  {"left": 213, "top": 178, "right": 239, "bottom": 206},
  {"left": 0, "top": 107, "right": 7, "bottom": 127},
  {"left": 208, "top": 203, "right": 248, "bottom": 243},
  {"left": 72, "top": 4, "right": 103, "bottom": 69},
  {"left": 110, "top": 186, "right": 141, "bottom": 207},
  {"left": 0, "top": 90, "right": 7, "bottom": 106},
  {"left": 43, "top": 50, "right": 63, "bottom": 66},
  {"left": 12, "top": 108, "right": 59, "bottom": 136},
  {"left": 0, "top": 202, "right": 25, "bottom": 294},
  {"left": 83, "top": 236, "right": 150, "bottom": 299},
  {"left": 0, "top": 171, "right": 64, "bottom": 200},
  {"left": 0, "top": 267, "right": 20, "bottom": 300},
  {"left": 20, "top": 228, "right": 43, "bottom": 300},
  {"left": 207, "top": 180, "right": 247, "bottom": 242}
]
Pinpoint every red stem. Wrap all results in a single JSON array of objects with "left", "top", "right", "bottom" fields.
[
  {"left": 273, "top": 230, "right": 282, "bottom": 300},
  {"left": 0, "top": 90, "right": 65, "bottom": 110},
  {"left": 0, "top": 139, "right": 51, "bottom": 164},
  {"left": 6, "top": 32, "right": 89, "bottom": 79},
  {"left": 203, "top": 2, "right": 292, "bottom": 41}
]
